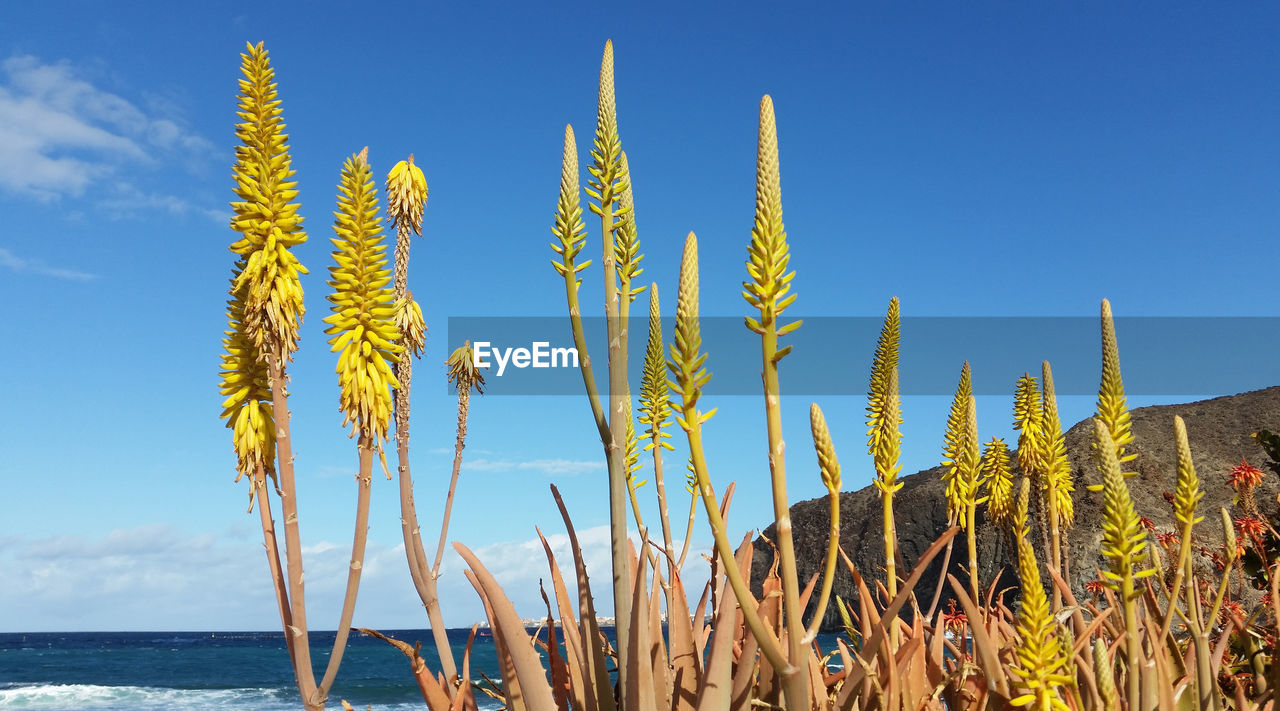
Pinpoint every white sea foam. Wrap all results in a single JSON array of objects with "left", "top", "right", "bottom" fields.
[{"left": 0, "top": 683, "right": 469, "bottom": 710}]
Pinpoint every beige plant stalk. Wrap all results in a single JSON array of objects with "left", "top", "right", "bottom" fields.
[
  {"left": 742, "top": 93, "right": 810, "bottom": 707},
  {"left": 224, "top": 41, "right": 319, "bottom": 709},
  {"left": 381, "top": 153, "right": 464, "bottom": 686}
]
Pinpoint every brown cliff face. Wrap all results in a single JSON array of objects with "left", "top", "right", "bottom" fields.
[{"left": 750, "top": 386, "right": 1280, "bottom": 631}]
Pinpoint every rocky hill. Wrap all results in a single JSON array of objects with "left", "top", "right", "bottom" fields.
[{"left": 749, "top": 386, "right": 1280, "bottom": 631}]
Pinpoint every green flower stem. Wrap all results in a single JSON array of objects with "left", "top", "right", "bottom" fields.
[
  {"left": 683, "top": 404, "right": 792, "bottom": 676},
  {"left": 803, "top": 488, "right": 840, "bottom": 642}
]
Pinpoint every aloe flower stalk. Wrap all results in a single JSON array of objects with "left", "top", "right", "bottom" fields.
[
  {"left": 587, "top": 40, "right": 635, "bottom": 667},
  {"left": 639, "top": 285, "right": 677, "bottom": 580},
  {"left": 940, "top": 362, "right": 973, "bottom": 526},
  {"left": 958, "top": 395, "right": 984, "bottom": 603},
  {"left": 804, "top": 403, "right": 842, "bottom": 641},
  {"left": 1169, "top": 415, "right": 1214, "bottom": 711},
  {"left": 1090, "top": 298, "right": 1136, "bottom": 492},
  {"left": 316, "top": 147, "right": 401, "bottom": 699},
  {"left": 867, "top": 298, "right": 902, "bottom": 648},
  {"left": 1009, "top": 478, "right": 1073, "bottom": 711},
  {"left": 381, "top": 152, "right": 466, "bottom": 688},
  {"left": 1095, "top": 418, "right": 1153, "bottom": 710},
  {"left": 1040, "top": 361, "right": 1073, "bottom": 605},
  {"left": 741, "top": 93, "right": 809, "bottom": 706},
  {"left": 1014, "top": 373, "right": 1052, "bottom": 574},
  {"left": 671, "top": 231, "right": 790, "bottom": 678},
  {"left": 224, "top": 41, "right": 318, "bottom": 709},
  {"left": 984, "top": 437, "right": 1015, "bottom": 533}
]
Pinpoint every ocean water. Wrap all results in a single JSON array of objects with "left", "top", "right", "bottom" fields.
[
  {"left": 0, "top": 629, "right": 506, "bottom": 710},
  {"left": 0, "top": 628, "right": 849, "bottom": 709}
]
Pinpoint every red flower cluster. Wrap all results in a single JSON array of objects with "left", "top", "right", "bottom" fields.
[
  {"left": 1228, "top": 458, "right": 1265, "bottom": 490},
  {"left": 1155, "top": 531, "right": 1180, "bottom": 548},
  {"left": 1084, "top": 580, "right": 1106, "bottom": 597},
  {"left": 1235, "top": 516, "right": 1266, "bottom": 541},
  {"left": 1139, "top": 516, "right": 1156, "bottom": 532},
  {"left": 942, "top": 600, "right": 967, "bottom": 633}
]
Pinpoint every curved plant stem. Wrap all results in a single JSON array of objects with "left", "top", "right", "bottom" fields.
[
  {"left": 803, "top": 488, "right": 840, "bottom": 642},
  {"left": 675, "top": 488, "right": 697, "bottom": 571},
  {"left": 253, "top": 464, "right": 295, "bottom": 664},
  {"left": 318, "top": 440, "right": 374, "bottom": 697},
  {"left": 683, "top": 411, "right": 792, "bottom": 676},
  {"left": 269, "top": 356, "right": 320, "bottom": 710}
]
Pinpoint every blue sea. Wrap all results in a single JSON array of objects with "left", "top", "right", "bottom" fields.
[
  {"left": 0, "top": 628, "right": 850, "bottom": 709},
  {"left": 0, "top": 628, "right": 508, "bottom": 710}
]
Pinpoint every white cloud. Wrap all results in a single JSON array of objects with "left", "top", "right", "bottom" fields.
[
  {"left": 465, "top": 457, "right": 603, "bottom": 476},
  {"left": 0, "top": 247, "right": 96, "bottom": 281},
  {"left": 0, "top": 55, "right": 216, "bottom": 203},
  {"left": 0, "top": 524, "right": 713, "bottom": 632}
]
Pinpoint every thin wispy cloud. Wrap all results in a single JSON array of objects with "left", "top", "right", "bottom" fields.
[
  {"left": 0, "top": 248, "right": 96, "bottom": 281},
  {"left": 465, "top": 457, "right": 604, "bottom": 476},
  {"left": 0, "top": 54, "right": 217, "bottom": 210}
]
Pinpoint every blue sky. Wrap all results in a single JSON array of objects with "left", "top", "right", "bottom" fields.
[{"left": 0, "top": 2, "right": 1277, "bottom": 632}]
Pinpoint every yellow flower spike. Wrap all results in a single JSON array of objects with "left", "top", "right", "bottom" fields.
[
  {"left": 940, "top": 362, "right": 973, "bottom": 524},
  {"left": 983, "top": 437, "right": 1015, "bottom": 531},
  {"left": 323, "top": 148, "right": 402, "bottom": 451},
  {"left": 550, "top": 125, "right": 590, "bottom": 281},
  {"left": 872, "top": 367, "right": 903, "bottom": 495},
  {"left": 1172, "top": 416, "right": 1204, "bottom": 527},
  {"left": 1013, "top": 373, "right": 1044, "bottom": 481},
  {"left": 385, "top": 154, "right": 428, "bottom": 236},
  {"left": 1009, "top": 477, "right": 1073, "bottom": 711},
  {"left": 394, "top": 290, "right": 427, "bottom": 359},
  {"left": 446, "top": 340, "right": 486, "bottom": 396},
  {"left": 957, "top": 395, "right": 984, "bottom": 521},
  {"left": 1095, "top": 419, "right": 1153, "bottom": 599},
  {"left": 810, "top": 404, "right": 841, "bottom": 494},
  {"left": 623, "top": 400, "right": 643, "bottom": 487},
  {"left": 743, "top": 95, "right": 801, "bottom": 342},
  {"left": 586, "top": 40, "right": 628, "bottom": 220},
  {"left": 614, "top": 151, "right": 645, "bottom": 304},
  {"left": 668, "top": 232, "right": 713, "bottom": 427},
  {"left": 1090, "top": 299, "right": 1136, "bottom": 492},
  {"left": 219, "top": 257, "right": 278, "bottom": 509},
  {"left": 638, "top": 285, "right": 673, "bottom": 452},
  {"left": 229, "top": 42, "right": 308, "bottom": 365},
  {"left": 1040, "top": 362, "right": 1074, "bottom": 529},
  {"left": 866, "top": 297, "right": 901, "bottom": 454}
]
